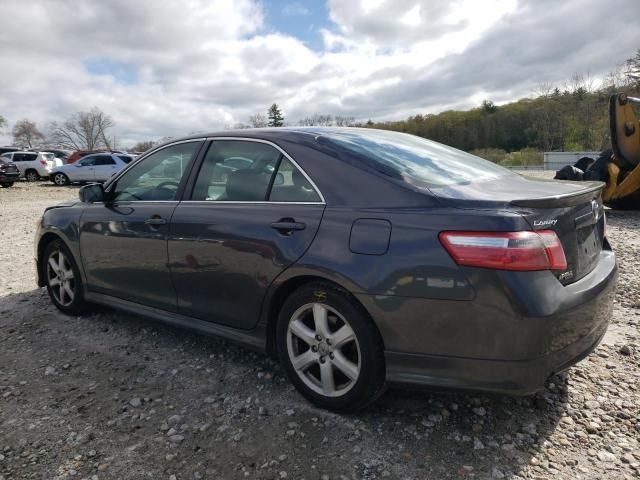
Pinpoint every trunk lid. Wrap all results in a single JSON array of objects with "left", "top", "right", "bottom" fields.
[
  {"left": 430, "top": 175, "right": 606, "bottom": 285},
  {"left": 0, "top": 162, "right": 19, "bottom": 174}
]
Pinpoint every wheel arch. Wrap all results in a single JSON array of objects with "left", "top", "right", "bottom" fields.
[
  {"left": 36, "top": 232, "right": 72, "bottom": 287},
  {"left": 263, "top": 274, "right": 383, "bottom": 357}
]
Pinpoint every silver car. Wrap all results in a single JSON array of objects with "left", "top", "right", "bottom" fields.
[{"left": 50, "top": 153, "right": 134, "bottom": 185}]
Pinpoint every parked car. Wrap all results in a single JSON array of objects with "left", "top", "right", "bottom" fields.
[
  {"left": 30, "top": 149, "right": 71, "bottom": 162},
  {"left": 0, "top": 156, "right": 20, "bottom": 187},
  {"left": 49, "top": 152, "right": 134, "bottom": 185},
  {"left": 0, "top": 151, "right": 57, "bottom": 181},
  {"left": 35, "top": 128, "right": 617, "bottom": 411},
  {"left": 66, "top": 149, "right": 128, "bottom": 164},
  {"left": 0, "top": 146, "right": 21, "bottom": 156}
]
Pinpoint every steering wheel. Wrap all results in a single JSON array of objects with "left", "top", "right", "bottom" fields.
[{"left": 156, "top": 181, "right": 180, "bottom": 190}]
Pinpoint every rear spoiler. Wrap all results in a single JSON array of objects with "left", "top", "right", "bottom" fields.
[{"left": 510, "top": 182, "right": 604, "bottom": 208}]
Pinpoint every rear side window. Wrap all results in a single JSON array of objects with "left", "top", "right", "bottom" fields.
[
  {"left": 14, "top": 153, "right": 37, "bottom": 162},
  {"left": 269, "top": 158, "right": 321, "bottom": 202},
  {"left": 118, "top": 155, "right": 133, "bottom": 164},
  {"left": 321, "top": 129, "right": 514, "bottom": 188},
  {"left": 191, "top": 140, "right": 281, "bottom": 201},
  {"left": 95, "top": 155, "right": 115, "bottom": 165}
]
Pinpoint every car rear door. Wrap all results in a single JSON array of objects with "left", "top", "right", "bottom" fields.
[
  {"left": 168, "top": 139, "right": 325, "bottom": 329},
  {"left": 79, "top": 141, "right": 203, "bottom": 311}
]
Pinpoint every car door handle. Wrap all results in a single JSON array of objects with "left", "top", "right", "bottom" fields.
[
  {"left": 144, "top": 216, "right": 167, "bottom": 226},
  {"left": 271, "top": 220, "right": 306, "bottom": 234}
]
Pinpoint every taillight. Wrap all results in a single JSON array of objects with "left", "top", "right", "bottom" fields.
[
  {"left": 40, "top": 159, "right": 47, "bottom": 165},
  {"left": 439, "top": 230, "right": 567, "bottom": 271}
]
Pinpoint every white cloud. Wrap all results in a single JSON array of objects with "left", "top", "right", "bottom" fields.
[{"left": 0, "top": 0, "right": 638, "bottom": 147}]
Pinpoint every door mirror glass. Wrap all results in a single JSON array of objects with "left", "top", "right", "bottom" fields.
[
  {"left": 274, "top": 172, "right": 284, "bottom": 186},
  {"left": 79, "top": 183, "right": 105, "bottom": 203}
]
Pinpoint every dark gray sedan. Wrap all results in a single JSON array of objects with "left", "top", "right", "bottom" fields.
[{"left": 34, "top": 128, "right": 617, "bottom": 411}]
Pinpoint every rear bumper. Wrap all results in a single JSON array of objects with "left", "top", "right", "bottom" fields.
[
  {"left": 384, "top": 320, "right": 606, "bottom": 394},
  {"left": 0, "top": 172, "right": 19, "bottom": 182},
  {"left": 357, "top": 250, "right": 617, "bottom": 395}
]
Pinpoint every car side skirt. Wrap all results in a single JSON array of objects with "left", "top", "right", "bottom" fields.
[{"left": 84, "top": 291, "right": 267, "bottom": 352}]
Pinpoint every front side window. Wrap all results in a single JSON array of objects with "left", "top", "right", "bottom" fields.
[
  {"left": 110, "top": 141, "right": 199, "bottom": 202},
  {"left": 191, "top": 141, "right": 281, "bottom": 201},
  {"left": 78, "top": 156, "right": 97, "bottom": 167}
]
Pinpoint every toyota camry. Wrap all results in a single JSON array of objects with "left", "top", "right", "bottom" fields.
[{"left": 35, "top": 128, "right": 617, "bottom": 411}]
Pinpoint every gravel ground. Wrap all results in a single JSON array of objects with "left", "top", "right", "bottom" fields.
[{"left": 0, "top": 180, "right": 638, "bottom": 480}]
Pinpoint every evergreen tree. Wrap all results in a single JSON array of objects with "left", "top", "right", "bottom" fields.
[{"left": 267, "top": 104, "right": 284, "bottom": 127}]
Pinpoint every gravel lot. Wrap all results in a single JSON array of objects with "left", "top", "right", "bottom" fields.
[{"left": 0, "top": 180, "right": 638, "bottom": 480}]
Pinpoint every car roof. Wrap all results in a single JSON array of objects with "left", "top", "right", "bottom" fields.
[{"left": 169, "top": 126, "right": 366, "bottom": 144}]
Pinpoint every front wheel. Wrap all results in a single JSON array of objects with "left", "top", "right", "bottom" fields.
[
  {"left": 52, "top": 172, "right": 69, "bottom": 186},
  {"left": 277, "top": 283, "right": 386, "bottom": 411},
  {"left": 42, "top": 239, "right": 90, "bottom": 315}
]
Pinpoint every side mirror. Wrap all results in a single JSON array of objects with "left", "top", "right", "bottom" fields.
[
  {"left": 274, "top": 172, "right": 285, "bottom": 186},
  {"left": 79, "top": 183, "right": 105, "bottom": 203}
]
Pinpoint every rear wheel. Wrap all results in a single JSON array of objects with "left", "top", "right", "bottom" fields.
[
  {"left": 25, "top": 169, "right": 40, "bottom": 182},
  {"left": 52, "top": 172, "right": 69, "bottom": 186},
  {"left": 277, "top": 282, "right": 385, "bottom": 411},
  {"left": 43, "top": 240, "right": 90, "bottom": 315},
  {"left": 0, "top": 182, "right": 13, "bottom": 188}
]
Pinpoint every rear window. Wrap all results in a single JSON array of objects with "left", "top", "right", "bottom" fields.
[
  {"left": 42, "top": 153, "right": 54, "bottom": 159},
  {"left": 320, "top": 129, "right": 514, "bottom": 188},
  {"left": 118, "top": 155, "right": 133, "bottom": 164}
]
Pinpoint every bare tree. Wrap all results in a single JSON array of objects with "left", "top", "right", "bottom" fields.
[
  {"left": 0, "top": 115, "right": 6, "bottom": 131},
  {"left": 12, "top": 119, "right": 45, "bottom": 148},
  {"left": 49, "top": 107, "right": 115, "bottom": 150},
  {"left": 334, "top": 115, "right": 356, "bottom": 127},
  {"left": 299, "top": 113, "right": 333, "bottom": 126},
  {"left": 248, "top": 113, "right": 268, "bottom": 128}
]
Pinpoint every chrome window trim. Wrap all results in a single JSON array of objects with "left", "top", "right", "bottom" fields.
[
  {"left": 180, "top": 201, "right": 325, "bottom": 206},
  {"left": 104, "top": 138, "right": 206, "bottom": 191},
  {"left": 195, "top": 136, "right": 326, "bottom": 205}
]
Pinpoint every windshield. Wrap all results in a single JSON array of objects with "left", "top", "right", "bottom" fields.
[{"left": 320, "top": 129, "right": 514, "bottom": 188}]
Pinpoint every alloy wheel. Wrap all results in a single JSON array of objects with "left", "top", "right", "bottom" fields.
[
  {"left": 46, "top": 250, "right": 75, "bottom": 306},
  {"left": 286, "top": 303, "right": 361, "bottom": 397},
  {"left": 54, "top": 173, "right": 67, "bottom": 186},
  {"left": 26, "top": 171, "right": 39, "bottom": 182}
]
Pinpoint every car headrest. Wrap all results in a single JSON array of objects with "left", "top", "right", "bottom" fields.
[
  {"left": 225, "top": 169, "right": 269, "bottom": 201},
  {"left": 292, "top": 168, "right": 306, "bottom": 187}
]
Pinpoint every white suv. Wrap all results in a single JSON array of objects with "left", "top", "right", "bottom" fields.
[
  {"left": 50, "top": 152, "right": 134, "bottom": 185},
  {"left": 0, "top": 151, "right": 60, "bottom": 181}
]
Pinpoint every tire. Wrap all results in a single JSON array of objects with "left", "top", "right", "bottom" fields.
[
  {"left": 0, "top": 182, "right": 13, "bottom": 188},
  {"left": 25, "top": 169, "right": 40, "bottom": 182},
  {"left": 42, "top": 239, "right": 90, "bottom": 316},
  {"left": 52, "top": 172, "right": 69, "bottom": 186},
  {"left": 276, "top": 282, "right": 386, "bottom": 411}
]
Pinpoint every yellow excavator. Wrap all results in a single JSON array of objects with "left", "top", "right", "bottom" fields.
[
  {"left": 554, "top": 93, "right": 640, "bottom": 208},
  {"left": 602, "top": 93, "right": 640, "bottom": 208}
]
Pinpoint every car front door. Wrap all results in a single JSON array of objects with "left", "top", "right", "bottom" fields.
[
  {"left": 79, "top": 140, "right": 203, "bottom": 311},
  {"left": 168, "top": 139, "right": 325, "bottom": 329},
  {"left": 72, "top": 156, "right": 97, "bottom": 182},
  {"left": 93, "top": 154, "right": 119, "bottom": 181}
]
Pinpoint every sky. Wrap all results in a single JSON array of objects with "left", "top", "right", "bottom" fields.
[{"left": 0, "top": 0, "right": 638, "bottom": 147}]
